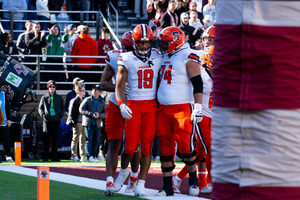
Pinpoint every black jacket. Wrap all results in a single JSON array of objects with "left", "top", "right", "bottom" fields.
[
  {"left": 38, "top": 92, "right": 65, "bottom": 122},
  {"left": 161, "top": 11, "right": 178, "bottom": 28},
  {"left": 66, "top": 95, "right": 82, "bottom": 126},
  {"left": 179, "top": 23, "right": 196, "bottom": 48},
  {"left": 25, "top": 31, "right": 47, "bottom": 55}
]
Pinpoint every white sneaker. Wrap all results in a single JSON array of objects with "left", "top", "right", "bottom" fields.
[
  {"left": 104, "top": 180, "right": 115, "bottom": 196},
  {"left": 114, "top": 168, "right": 129, "bottom": 192},
  {"left": 134, "top": 181, "right": 147, "bottom": 197},
  {"left": 88, "top": 156, "right": 96, "bottom": 162},
  {"left": 98, "top": 153, "right": 105, "bottom": 161},
  {"left": 125, "top": 176, "right": 138, "bottom": 193},
  {"left": 80, "top": 157, "right": 87, "bottom": 162},
  {"left": 155, "top": 156, "right": 160, "bottom": 161},
  {"left": 189, "top": 185, "right": 199, "bottom": 196},
  {"left": 200, "top": 183, "right": 212, "bottom": 193},
  {"left": 94, "top": 157, "right": 102, "bottom": 162},
  {"left": 6, "top": 156, "right": 13, "bottom": 162},
  {"left": 156, "top": 190, "right": 167, "bottom": 196},
  {"left": 172, "top": 176, "right": 182, "bottom": 194},
  {"left": 175, "top": 155, "right": 181, "bottom": 162},
  {"left": 70, "top": 156, "right": 79, "bottom": 162}
]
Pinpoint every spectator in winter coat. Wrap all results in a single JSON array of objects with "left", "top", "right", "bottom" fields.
[
  {"left": 25, "top": 22, "right": 47, "bottom": 70},
  {"left": 160, "top": 0, "right": 178, "bottom": 28},
  {"left": 65, "top": 77, "right": 89, "bottom": 114},
  {"left": 0, "top": 32, "right": 19, "bottom": 57},
  {"left": 79, "top": 84, "right": 106, "bottom": 162},
  {"left": 38, "top": 80, "right": 65, "bottom": 162},
  {"left": 17, "top": 20, "right": 33, "bottom": 55},
  {"left": 96, "top": 27, "right": 113, "bottom": 69},
  {"left": 67, "top": 86, "right": 87, "bottom": 162},
  {"left": 179, "top": 12, "right": 196, "bottom": 48},
  {"left": 71, "top": 25, "right": 98, "bottom": 71}
]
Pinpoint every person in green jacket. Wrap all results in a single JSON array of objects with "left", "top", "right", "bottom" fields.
[{"left": 45, "top": 24, "right": 68, "bottom": 83}]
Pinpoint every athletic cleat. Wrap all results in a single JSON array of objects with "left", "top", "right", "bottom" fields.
[
  {"left": 200, "top": 183, "right": 212, "bottom": 193},
  {"left": 125, "top": 176, "right": 138, "bottom": 193},
  {"left": 172, "top": 176, "right": 182, "bottom": 194},
  {"left": 189, "top": 185, "right": 199, "bottom": 196},
  {"left": 134, "top": 183, "right": 147, "bottom": 197},
  {"left": 114, "top": 168, "right": 129, "bottom": 192},
  {"left": 105, "top": 181, "right": 115, "bottom": 196}
]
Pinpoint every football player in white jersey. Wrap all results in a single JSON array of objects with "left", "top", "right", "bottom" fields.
[
  {"left": 115, "top": 24, "right": 162, "bottom": 197},
  {"left": 156, "top": 26, "right": 203, "bottom": 197},
  {"left": 172, "top": 46, "right": 215, "bottom": 194},
  {"left": 100, "top": 32, "right": 142, "bottom": 196}
]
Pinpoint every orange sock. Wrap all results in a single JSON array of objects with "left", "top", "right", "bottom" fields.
[
  {"left": 177, "top": 166, "right": 188, "bottom": 180},
  {"left": 198, "top": 170, "right": 208, "bottom": 189}
]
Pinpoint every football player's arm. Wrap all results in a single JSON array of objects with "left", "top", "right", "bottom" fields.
[
  {"left": 115, "top": 65, "right": 132, "bottom": 119},
  {"left": 100, "top": 63, "right": 115, "bottom": 92},
  {"left": 187, "top": 60, "right": 203, "bottom": 123},
  {"left": 115, "top": 65, "right": 127, "bottom": 102}
]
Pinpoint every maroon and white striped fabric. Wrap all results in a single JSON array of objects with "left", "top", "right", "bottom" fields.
[{"left": 213, "top": 0, "right": 300, "bottom": 110}]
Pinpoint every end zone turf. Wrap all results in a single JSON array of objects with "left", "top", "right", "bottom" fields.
[{"left": 0, "top": 166, "right": 210, "bottom": 200}]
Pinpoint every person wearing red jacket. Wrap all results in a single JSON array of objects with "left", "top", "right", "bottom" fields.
[
  {"left": 71, "top": 25, "right": 98, "bottom": 68},
  {"left": 71, "top": 25, "right": 98, "bottom": 80}
]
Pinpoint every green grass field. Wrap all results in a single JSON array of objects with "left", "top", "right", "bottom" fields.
[{"left": 0, "top": 171, "right": 143, "bottom": 200}]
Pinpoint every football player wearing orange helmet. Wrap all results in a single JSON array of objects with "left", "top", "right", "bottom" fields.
[
  {"left": 202, "top": 25, "right": 215, "bottom": 48},
  {"left": 156, "top": 26, "right": 203, "bottom": 197},
  {"left": 100, "top": 31, "right": 141, "bottom": 196},
  {"left": 115, "top": 24, "right": 162, "bottom": 197}
]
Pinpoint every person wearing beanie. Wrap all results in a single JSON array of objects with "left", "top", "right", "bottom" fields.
[{"left": 38, "top": 80, "right": 65, "bottom": 162}]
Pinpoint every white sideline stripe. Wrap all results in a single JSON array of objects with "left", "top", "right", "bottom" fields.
[{"left": 0, "top": 166, "right": 210, "bottom": 200}]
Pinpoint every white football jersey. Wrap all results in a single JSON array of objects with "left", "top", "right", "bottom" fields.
[
  {"left": 201, "top": 66, "right": 213, "bottom": 118},
  {"left": 117, "top": 49, "right": 162, "bottom": 100},
  {"left": 106, "top": 49, "right": 123, "bottom": 105},
  {"left": 158, "top": 47, "right": 201, "bottom": 105}
]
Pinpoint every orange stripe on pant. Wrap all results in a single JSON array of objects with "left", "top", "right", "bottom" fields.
[
  {"left": 157, "top": 104, "right": 195, "bottom": 156},
  {"left": 105, "top": 101, "right": 125, "bottom": 141},
  {"left": 124, "top": 99, "right": 157, "bottom": 156}
]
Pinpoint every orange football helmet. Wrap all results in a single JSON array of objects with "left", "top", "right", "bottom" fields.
[
  {"left": 202, "top": 25, "right": 215, "bottom": 48},
  {"left": 202, "top": 45, "right": 214, "bottom": 69},
  {"left": 132, "top": 24, "right": 153, "bottom": 56},
  {"left": 121, "top": 31, "right": 134, "bottom": 52},
  {"left": 159, "top": 26, "right": 185, "bottom": 54}
]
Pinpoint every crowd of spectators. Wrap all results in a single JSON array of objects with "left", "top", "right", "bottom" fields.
[
  {"left": 147, "top": 0, "right": 216, "bottom": 50},
  {"left": 0, "top": 0, "right": 114, "bottom": 88}
]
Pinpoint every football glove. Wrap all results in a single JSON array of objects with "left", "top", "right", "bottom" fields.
[
  {"left": 119, "top": 103, "right": 132, "bottom": 119},
  {"left": 191, "top": 103, "right": 203, "bottom": 123}
]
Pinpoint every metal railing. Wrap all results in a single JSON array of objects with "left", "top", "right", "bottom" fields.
[
  {"left": 107, "top": 2, "right": 119, "bottom": 38},
  {"left": 0, "top": 9, "right": 122, "bottom": 49},
  {"left": 0, "top": 9, "right": 102, "bottom": 39},
  {"left": 11, "top": 54, "right": 107, "bottom": 90},
  {"left": 99, "top": 11, "right": 122, "bottom": 49}
]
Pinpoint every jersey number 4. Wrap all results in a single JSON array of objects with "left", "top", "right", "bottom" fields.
[
  {"left": 160, "top": 65, "right": 172, "bottom": 84},
  {"left": 137, "top": 69, "right": 154, "bottom": 89}
]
